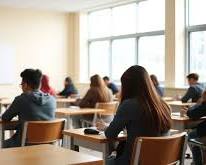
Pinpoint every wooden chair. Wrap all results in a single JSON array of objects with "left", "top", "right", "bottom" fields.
[
  {"left": 131, "top": 132, "right": 187, "bottom": 165},
  {"left": 81, "top": 102, "right": 119, "bottom": 127},
  {"left": 96, "top": 101, "right": 119, "bottom": 116},
  {"left": 21, "top": 119, "right": 66, "bottom": 146}
]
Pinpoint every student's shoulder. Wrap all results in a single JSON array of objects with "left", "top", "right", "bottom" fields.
[{"left": 119, "top": 99, "right": 139, "bottom": 111}]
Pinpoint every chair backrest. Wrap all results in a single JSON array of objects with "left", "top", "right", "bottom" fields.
[
  {"left": 21, "top": 118, "right": 65, "bottom": 146},
  {"left": 95, "top": 101, "right": 119, "bottom": 116},
  {"left": 131, "top": 132, "right": 187, "bottom": 165}
]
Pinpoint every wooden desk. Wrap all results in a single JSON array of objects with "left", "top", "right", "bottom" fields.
[
  {"left": 56, "top": 98, "right": 77, "bottom": 108},
  {"left": 162, "top": 97, "right": 174, "bottom": 102},
  {"left": 166, "top": 101, "right": 195, "bottom": 112},
  {"left": 63, "top": 128, "right": 126, "bottom": 160},
  {"left": 0, "top": 144, "right": 103, "bottom": 165},
  {"left": 56, "top": 108, "right": 105, "bottom": 128},
  {"left": 171, "top": 112, "right": 205, "bottom": 131},
  {"left": 56, "top": 98, "right": 77, "bottom": 103},
  {"left": 56, "top": 108, "right": 105, "bottom": 147},
  {"left": 0, "top": 99, "right": 12, "bottom": 113}
]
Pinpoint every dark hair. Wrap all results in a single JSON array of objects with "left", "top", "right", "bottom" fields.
[
  {"left": 121, "top": 65, "right": 171, "bottom": 133},
  {"left": 20, "top": 69, "right": 42, "bottom": 89},
  {"left": 65, "top": 77, "right": 73, "bottom": 85},
  {"left": 150, "top": 74, "right": 159, "bottom": 86},
  {"left": 103, "top": 76, "right": 110, "bottom": 81},
  {"left": 187, "top": 73, "right": 199, "bottom": 81}
]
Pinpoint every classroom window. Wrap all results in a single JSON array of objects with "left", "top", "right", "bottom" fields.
[
  {"left": 112, "top": 4, "right": 137, "bottom": 36},
  {"left": 137, "top": 0, "right": 165, "bottom": 32},
  {"left": 189, "top": 31, "right": 206, "bottom": 82},
  {"left": 112, "top": 38, "right": 136, "bottom": 80},
  {"left": 89, "top": 41, "right": 110, "bottom": 76},
  {"left": 87, "top": 0, "right": 165, "bottom": 82},
  {"left": 138, "top": 35, "right": 165, "bottom": 81},
  {"left": 188, "top": 0, "right": 206, "bottom": 26},
  {"left": 88, "top": 9, "right": 111, "bottom": 39},
  {"left": 187, "top": 0, "right": 206, "bottom": 82}
]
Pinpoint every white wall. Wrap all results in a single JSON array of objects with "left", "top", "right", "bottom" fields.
[{"left": 0, "top": 7, "right": 74, "bottom": 98}]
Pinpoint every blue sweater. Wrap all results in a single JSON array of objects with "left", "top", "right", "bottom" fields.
[
  {"left": 2, "top": 90, "right": 56, "bottom": 147},
  {"left": 181, "top": 83, "right": 204, "bottom": 103},
  {"left": 105, "top": 99, "right": 169, "bottom": 165},
  {"left": 107, "top": 83, "right": 119, "bottom": 95},
  {"left": 187, "top": 103, "right": 206, "bottom": 137},
  {"left": 59, "top": 84, "right": 78, "bottom": 97}
]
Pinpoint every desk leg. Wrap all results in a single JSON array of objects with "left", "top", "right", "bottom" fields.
[
  {"left": 0, "top": 124, "right": 2, "bottom": 148},
  {"left": 63, "top": 116, "right": 73, "bottom": 148},
  {"left": 102, "top": 143, "right": 109, "bottom": 161},
  {"left": 70, "top": 137, "right": 75, "bottom": 150}
]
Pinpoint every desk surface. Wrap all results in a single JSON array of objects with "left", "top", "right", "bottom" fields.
[
  {"left": 63, "top": 128, "right": 126, "bottom": 143},
  {"left": 56, "top": 108, "right": 105, "bottom": 116},
  {"left": 0, "top": 144, "right": 103, "bottom": 165},
  {"left": 162, "top": 97, "right": 174, "bottom": 102},
  {"left": 167, "top": 101, "right": 195, "bottom": 106},
  {"left": 0, "top": 99, "right": 12, "bottom": 105},
  {"left": 56, "top": 98, "right": 77, "bottom": 103},
  {"left": 171, "top": 112, "right": 206, "bottom": 122}
]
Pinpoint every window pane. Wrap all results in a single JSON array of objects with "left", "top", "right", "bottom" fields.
[
  {"left": 88, "top": 9, "right": 111, "bottom": 39},
  {"left": 189, "top": 0, "right": 206, "bottom": 25},
  {"left": 138, "top": 35, "right": 165, "bottom": 81},
  {"left": 89, "top": 41, "right": 110, "bottom": 76},
  {"left": 137, "top": 0, "right": 165, "bottom": 32},
  {"left": 112, "top": 38, "right": 136, "bottom": 80},
  {"left": 112, "top": 3, "right": 137, "bottom": 36},
  {"left": 190, "top": 31, "right": 206, "bottom": 82}
]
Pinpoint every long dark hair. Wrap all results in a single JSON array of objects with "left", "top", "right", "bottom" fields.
[{"left": 121, "top": 65, "right": 171, "bottom": 132}]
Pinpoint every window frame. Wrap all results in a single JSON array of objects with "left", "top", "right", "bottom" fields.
[
  {"left": 186, "top": 0, "right": 206, "bottom": 82},
  {"left": 87, "top": 1, "right": 165, "bottom": 82}
]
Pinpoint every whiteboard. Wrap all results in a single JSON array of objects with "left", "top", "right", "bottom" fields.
[{"left": 0, "top": 44, "right": 15, "bottom": 84}]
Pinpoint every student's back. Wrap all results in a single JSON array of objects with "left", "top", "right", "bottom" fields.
[
  {"left": 2, "top": 91, "right": 55, "bottom": 121},
  {"left": 97, "top": 66, "right": 171, "bottom": 165},
  {"left": 1, "top": 69, "right": 56, "bottom": 148},
  {"left": 106, "top": 98, "right": 169, "bottom": 164},
  {"left": 181, "top": 83, "right": 204, "bottom": 102},
  {"left": 181, "top": 73, "right": 204, "bottom": 103}
]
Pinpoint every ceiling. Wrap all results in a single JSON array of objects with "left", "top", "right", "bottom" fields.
[{"left": 0, "top": 0, "right": 136, "bottom": 12}]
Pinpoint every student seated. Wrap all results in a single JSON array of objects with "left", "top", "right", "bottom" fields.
[
  {"left": 40, "top": 74, "right": 56, "bottom": 96},
  {"left": 103, "top": 76, "right": 119, "bottom": 95},
  {"left": 181, "top": 73, "right": 204, "bottom": 103},
  {"left": 150, "top": 74, "right": 164, "bottom": 97},
  {"left": 2, "top": 69, "right": 56, "bottom": 148},
  {"left": 72, "top": 75, "right": 113, "bottom": 128},
  {"left": 182, "top": 91, "right": 206, "bottom": 165},
  {"left": 58, "top": 77, "right": 78, "bottom": 98},
  {"left": 79, "top": 74, "right": 113, "bottom": 108},
  {"left": 96, "top": 65, "right": 171, "bottom": 165}
]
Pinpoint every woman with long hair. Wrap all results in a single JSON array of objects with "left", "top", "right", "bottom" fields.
[
  {"left": 96, "top": 65, "right": 171, "bottom": 165},
  {"left": 79, "top": 74, "right": 113, "bottom": 108}
]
